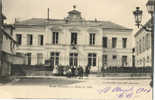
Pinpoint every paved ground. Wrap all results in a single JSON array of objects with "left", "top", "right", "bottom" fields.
[{"left": 0, "top": 76, "right": 152, "bottom": 100}]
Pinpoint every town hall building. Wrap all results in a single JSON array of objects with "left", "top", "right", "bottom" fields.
[{"left": 13, "top": 6, "right": 133, "bottom": 71}]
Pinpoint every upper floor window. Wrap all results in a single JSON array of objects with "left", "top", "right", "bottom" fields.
[
  {"left": 112, "top": 37, "right": 117, "bottom": 48},
  {"left": 147, "top": 56, "right": 150, "bottom": 63},
  {"left": 142, "top": 37, "right": 145, "bottom": 52},
  {"left": 112, "top": 55, "right": 117, "bottom": 60},
  {"left": 146, "top": 34, "right": 149, "bottom": 50},
  {"left": 139, "top": 39, "right": 141, "bottom": 53},
  {"left": 102, "top": 37, "right": 107, "bottom": 48},
  {"left": 16, "top": 34, "right": 22, "bottom": 45},
  {"left": 27, "top": 34, "right": 33, "bottom": 45},
  {"left": 146, "top": 33, "right": 151, "bottom": 49},
  {"left": 122, "top": 38, "right": 127, "bottom": 48},
  {"left": 71, "top": 32, "right": 77, "bottom": 45},
  {"left": 89, "top": 33, "right": 95, "bottom": 45},
  {"left": 38, "top": 35, "right": 44, "bottom": 46},
  {"left": 52, "top": 32, "right": 59, "bottom": 44},
  {"left": 136, "top": 41, "right": 139, "bottom": 55},
  {"left": 148, "top": 34, "right": 151, "bottom": 49}
]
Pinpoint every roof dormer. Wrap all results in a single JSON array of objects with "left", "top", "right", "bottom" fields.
[{"left": 66, "top": 5, "right": 83, "bottom": 21}]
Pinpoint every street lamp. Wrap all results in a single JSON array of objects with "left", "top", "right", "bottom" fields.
[
  {"left": 133, "top": 7, "right": 143, "bottom": 28},
  {"left": 133, "top": 0, "right": 154, "bottom": 88}
]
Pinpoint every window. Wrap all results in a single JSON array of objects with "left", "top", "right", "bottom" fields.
[
  {"left": 89, "top": 33, "right": 95, "bottom": 45},
  {"left": 102, "top": 55, "right": 107, "bottom": 65},
  {"left": 112, "top": 55, "right": 117, "bottom": 60},
  {"left": 147, "top": 56, "right": 150, "bottom": 63},
  {"left": 137, "top": 60, "right": 139, "bottom": 65},
  {"left": 139, "top": 39, "right": 141, "bottom": 53},
  {"left": 122, "top": 56, "right": 127, "bottom": 66},
  {"left": 26, "top": 53, "right": 31, "bottom": 65},
  {"left": 38, "top": 35, "right": 44, "bottom": 46},
  {"left": 16, "top": 52, "right": 21, "bottom": 56},
  {"left": 50, "top": 52, "right": 59, "bottom": 65},
  {"left": 136, "top": 41, "right": 139, "bottom": 55},
  {"left": 148, "top": 34, "right": 151, "bottom": 49},
  {"left": 71, "top": 32, "right": 77, "bottom": 45},
  {"left": 146, "top": 34, "right": 149, "bottom": 50},
  {"left": 52, "top": 32, "right": 59, "bottom": 44},
  {"left": 102, "top": 37, "right": 107, "bottom": 48},
  {"left": 143, "top": 57, "right": 145, "bottom": 66},
  {"left": 0, "top": 34, "right": 3, "bottom": 49},
  {"left": 69, "top": 53, "right": 78, "bottom": 66},
  {"left": 140, "top": 59, "right": 142, "bottom": 65},
  {"left": 112, "top": 37, "right": 117, "bottom": 48},
  {"left": 16, "top": 34, "right": 22, "bottom": 45},
  {"left": 122, "top": 38, "right": 127, "bottom": 48},
  {"left": 37, "top": 53, "right": 43, "bottom": 64},
  {"left": 27, "top": 34, "right": 33, "bottom": 45},
  {"left": 142, "top": 37, "right": 145, "bottom": 52},
  {"left": 10, "top": 41, "right": 14, "bottom": 52},
  {"left": 88, "top": 53, "right": 96, "bottom": 66}
]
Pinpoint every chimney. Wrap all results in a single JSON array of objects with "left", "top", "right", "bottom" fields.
[{"left": 47, "top": 8, "right": 50, "bottom": 20}]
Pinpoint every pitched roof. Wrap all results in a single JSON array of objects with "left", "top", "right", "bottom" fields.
[
  {"left": 15, "top": 18, "right": 132, "bottom": 30},
  {"left": 98, "top": 21, "right": 131, "bottom": 30}
]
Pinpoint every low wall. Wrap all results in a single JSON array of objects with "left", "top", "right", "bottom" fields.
[
  {"left": 102, "top": 73, "right": 152, "bottom": 77},
  {"left": 25, "top": 71, "right": 53, "bottom": 76},
  {"left": 11, "top": 64, "right": 52, "bottom": 76}
]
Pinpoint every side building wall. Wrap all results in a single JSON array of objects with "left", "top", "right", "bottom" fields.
[{"left": 135, "top": 27, "right": 152, "bottom": 67}]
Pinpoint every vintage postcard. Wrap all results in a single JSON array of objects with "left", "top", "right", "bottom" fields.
[{"left": 0, "top": 0, "right": 154, "bottom": 100}]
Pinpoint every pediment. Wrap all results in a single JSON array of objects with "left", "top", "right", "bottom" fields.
[
  {"left": 69, "top": 27, "right": 80, "bottom": 32},
  {"left": 87, "top": 28, "right": 99, "bottom": 33},
  {"left": 50, "top": 26, "right": 62, "bottom": 32}
]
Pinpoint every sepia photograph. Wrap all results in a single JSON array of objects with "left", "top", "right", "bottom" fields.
[{"left": 0, "top": 0, "right": 154, "bottom": 100}]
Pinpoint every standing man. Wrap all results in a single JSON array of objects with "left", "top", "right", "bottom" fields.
[{"left": 85, "top": 65, "right": 90, "bottom": 77}]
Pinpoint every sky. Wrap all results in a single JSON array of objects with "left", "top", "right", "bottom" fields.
[
  {"left": 2, "top": 0, "right": 151, "bottom": 44},
  {"left": 3, "top": 0, "right": 150, "bottom": 27}
]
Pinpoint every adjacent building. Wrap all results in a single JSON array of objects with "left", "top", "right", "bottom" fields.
[
  {"left": 13, "top": 6, "right": 133, "bottom": 71},
  {"left": 134, "top": 19, "right": 152, "bottom": 67},
  {"left": 0, "top": 0, "right": 25, "bottom": 76}
]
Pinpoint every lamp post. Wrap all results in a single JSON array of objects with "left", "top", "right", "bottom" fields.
[{"left": 133, "top": 0, "right": 154, "bottom": 87}]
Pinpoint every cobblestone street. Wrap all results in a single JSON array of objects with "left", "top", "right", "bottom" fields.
[{"left": 0, "top": 76, "right": 152, "bottom": 100}]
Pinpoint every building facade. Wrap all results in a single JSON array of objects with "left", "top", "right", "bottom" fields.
[
  {"left": 13, "top": 7, "right": 133, "bottom": 71},
  {"left": 0, "top": 0, "right": 25, "bottom": 76},
  {"left": 134, "top": 19, "right": 152, "bottom": 67}
]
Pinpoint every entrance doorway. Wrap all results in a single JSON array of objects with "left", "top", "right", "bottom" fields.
[{"left": 50, "top": 52, "right": 59, "bottom": 71}]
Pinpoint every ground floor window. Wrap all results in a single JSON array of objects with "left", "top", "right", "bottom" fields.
[
  {"left": 69, "top": 53, "right": 78, "bottom": 66},
  {"left": 50, "top": 52, "right": 59, "bottom": 65},
  {"left": 122, "top": 56, "right": 127, "bottom": 66},
  {"left": 88, "top": 53, "right": 96, "bottom": 66},
  {"left": 26, "top": 53, "right": 31, "bottom": 65},
  {"left": 37, "top": 53, "right": 43, "bottom": 65},
  {"left": 102, "top": 55, "right": 107, "bottom": 66}
]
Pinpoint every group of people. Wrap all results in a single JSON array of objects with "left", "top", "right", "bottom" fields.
[{"left": 52, "top": 65, "right": 91, "bottom": 78}]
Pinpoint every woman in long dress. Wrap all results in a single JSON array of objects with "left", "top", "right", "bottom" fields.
[{"left": 53, "top": 65, "right": 58, "bottom": 75}]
